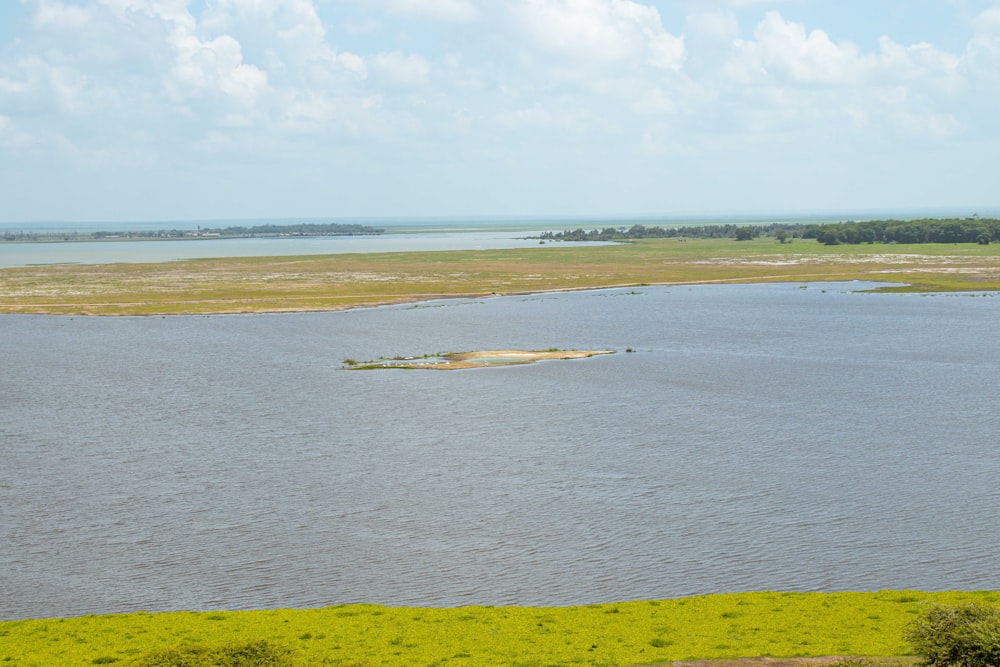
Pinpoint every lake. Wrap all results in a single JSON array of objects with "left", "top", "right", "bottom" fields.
[
  {"left": 2, "top": 282, "right": 999, "bottom": 620},
  {"left": 0, "top": 230, "right": 597, "bottom": 268}
]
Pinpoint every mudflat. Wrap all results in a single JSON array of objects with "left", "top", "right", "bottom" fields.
[{"left": 345, "top": 349, "right": 615, "bottom": 369}]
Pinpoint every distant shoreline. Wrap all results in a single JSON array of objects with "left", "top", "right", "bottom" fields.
[{"left": 0, "top": 222, "right": 383, "bottom": 244}]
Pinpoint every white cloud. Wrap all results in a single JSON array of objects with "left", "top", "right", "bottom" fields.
[
  {"left": 876, "top": 37, "right": 960, "bottom": 90},
  {"left": 732, "top": 12, "right": 960, "bottom": 90},
  {"left": 365, "top": 0, "right": 479, "bottom": 23},
  {"left": 749, "top": 10, "right": 866, "bottom": 84},
  {"left": 369, "top": 51, "right": 431, "bottom": 87},
  {"left": 960, "top": 4, "right": 1000, "bottom": 80},
  {"left": 893, "top": 109, "right": 963, "bottom": 139},
  {"left": 199, "top": 0, "right": 328, "bottom": 63},
  {"left": 167, "top": 33, "right": 268, "bottom": 109},
  {"left": 974, "top": 3, "right": 1000, "bottom": 31},
  {"left": 0, "top": 68, "right": 32, "bottom": 99},
  {"left": 513, "top": 0, "right": 685, "bottom": 70},
  {"left": 686, "top": 10, "right": 740, "bottom": 42},
  {"left": 722, "top": 0, "right": 792, "bottom": 6},
  {"left": 31, "top": 1, "right": 93, "bottom": 31},
  {"left": 97, "top": 0, "right": 197, "bottom": 30}
]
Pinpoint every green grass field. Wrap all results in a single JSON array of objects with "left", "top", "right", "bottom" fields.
[
  {"left": 3, "top": 591, "right": 999, "bottom": 666},
  {"left": 2, "top": 238, "right": 999, "bottom": 315}
]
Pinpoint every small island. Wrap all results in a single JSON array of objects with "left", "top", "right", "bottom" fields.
[
  {"left": 1, "top": 221, "right": 383, "bottom": 243},
  {"left": 342, "top": 349, "right": 615, "bottom": 370}
]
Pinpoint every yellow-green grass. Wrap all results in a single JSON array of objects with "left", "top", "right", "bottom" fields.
[
  {"left": 2, "top": 591, "right": 999, "bottom": 666},
  {"left": 1, "top": 238, "right": 999, "bottom": 316}
]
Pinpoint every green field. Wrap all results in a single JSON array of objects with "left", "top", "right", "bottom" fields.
[
  {"left": 2, "top": 591, "right": 999, "bottom": 666},
  {"left": 2, "top": 238, "right": 999, "bottom": 316}
]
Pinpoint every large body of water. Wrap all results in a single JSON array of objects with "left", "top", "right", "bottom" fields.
[
  {"left": 0, "top": 230, "right": 595, "bottom": 268},
  {"left": 2, "top": 283, "right": 999, "bottom": 620}
]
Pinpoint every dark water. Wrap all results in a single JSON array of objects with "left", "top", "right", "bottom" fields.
[{"left": 2, "top": 283, "right": 999, "bottom": 620}]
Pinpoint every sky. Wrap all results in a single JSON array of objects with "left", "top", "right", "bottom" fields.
[{"left": 1, "top": 0, "right": 999, "bottom": 223}]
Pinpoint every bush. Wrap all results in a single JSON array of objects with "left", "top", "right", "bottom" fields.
[
  {"left": 129, "top": 640, "right": 300, "bottom": 667},
  {"left": 827, "top": 659, "right": 880, "bottom": 667},
  {"left": 904, "top": 603, "right": 1000, "bottom": 667}
]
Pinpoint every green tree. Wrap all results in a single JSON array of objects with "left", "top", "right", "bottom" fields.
[
  {"left": 904, "top": 603, "right": 1000, "bottom": 667},
  {"left": 816, "top": 227, "right": 842, "bottom": 245}
]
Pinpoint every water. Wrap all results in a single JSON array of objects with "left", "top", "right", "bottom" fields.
[
  {"left": 0, "top": 230, "right": 594, "bottom": 268},
  {"left": 2, "top": 283, "right": 999, "bottom": 620}
]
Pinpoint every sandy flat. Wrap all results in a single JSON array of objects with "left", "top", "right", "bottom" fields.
[
  {"left": 451, "top": 349, "right": 612, "bottom": 362},
  {"left": 348, "top": 349, "right": 614, "bottom": 370}
]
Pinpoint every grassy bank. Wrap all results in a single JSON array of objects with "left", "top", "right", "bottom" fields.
[
  {"left": 1, "top": 238, "right": 999, "bottom": 315},
  {"left": 2, "top": 591, "right": 999, "bottom": 666}
]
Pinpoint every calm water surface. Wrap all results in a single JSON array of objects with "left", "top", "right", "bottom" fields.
[
  {"left": 2, "top": 283, "right": 999, "bottom": 619},
  {"left": 0, "top": 231, "right": 592, "bottom": 268}
]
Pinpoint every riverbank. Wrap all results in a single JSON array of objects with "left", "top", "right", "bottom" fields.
[
  {"left": 1, "top": 238, "right": 998, "bottom": 315},
  {"left": 2, "top": 591, "right": 997, "bottom": 666}
]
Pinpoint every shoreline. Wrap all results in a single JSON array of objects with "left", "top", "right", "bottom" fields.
[{"left": 3, "top": 590, "right": 995, "bottom": 666}]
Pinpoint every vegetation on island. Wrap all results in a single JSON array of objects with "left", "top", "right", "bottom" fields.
[
  {"left": 537, "top": 222, "right": 788, "bottom": 241},
  {"left": 537, "top": 218, "right": 1000, "bottom": 246},
  {"left": 1, "top": 222, "right": 382, "bottom": 243},
  {"left": 2, "top": 236, "right": 999, "bottom": 316},
  {"left": 2, "top": 592, "right": 999, "bottom": 667}
]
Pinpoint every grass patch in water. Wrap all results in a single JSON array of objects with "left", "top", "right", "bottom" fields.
[{"left": 3, "top": 591, "right": 1000, "bottom": 666}]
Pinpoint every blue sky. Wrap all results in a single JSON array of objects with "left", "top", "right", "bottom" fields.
[{"left": 1, "top": 0, "right": 999, "bottom": 223}]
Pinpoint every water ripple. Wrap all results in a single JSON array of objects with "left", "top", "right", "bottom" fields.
[{"left": 3, "top": 284, "right": 1000, "bottom": 619}]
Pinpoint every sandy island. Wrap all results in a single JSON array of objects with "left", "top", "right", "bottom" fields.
[{"left": 345, "top": 349, "right": 615, "bottom": 370}]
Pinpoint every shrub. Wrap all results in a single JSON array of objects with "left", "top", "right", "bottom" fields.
[
  {"left": 904, "top": 603, "right": 1000, "bottom": 667},
  {"left": 827, "top": 659, "right": 879, "bottom": 667},
  {"left": 129, "top": 640, "right": 300, "bottom": 667}
]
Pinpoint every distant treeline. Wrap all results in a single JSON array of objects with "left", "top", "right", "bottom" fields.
[
  {"left": 808, "top": 218, "right": 999, "bottom": 245},
  {"left": 2, "top": 222, "right": 383, "bottom": 242},
  {"left": 536, "top": 217, "right": 1000, "bottom": 245},
  {"left": 194, "top": 222, "right": 383, "bottom": 237},
  {"left": 537, "top": 224, "right": 750, "bottom": 241},
  {"left": 90, "top": 222, "right": 384, "bottom": 239}
]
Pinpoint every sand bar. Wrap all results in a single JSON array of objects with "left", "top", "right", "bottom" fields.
[{"left": 344, "top": 349, "right": 614, "bottom": 370}]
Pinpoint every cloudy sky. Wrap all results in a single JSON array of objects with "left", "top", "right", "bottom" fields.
[{"left": 1, "top": 0, "right": 998, "bottom": 223}]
